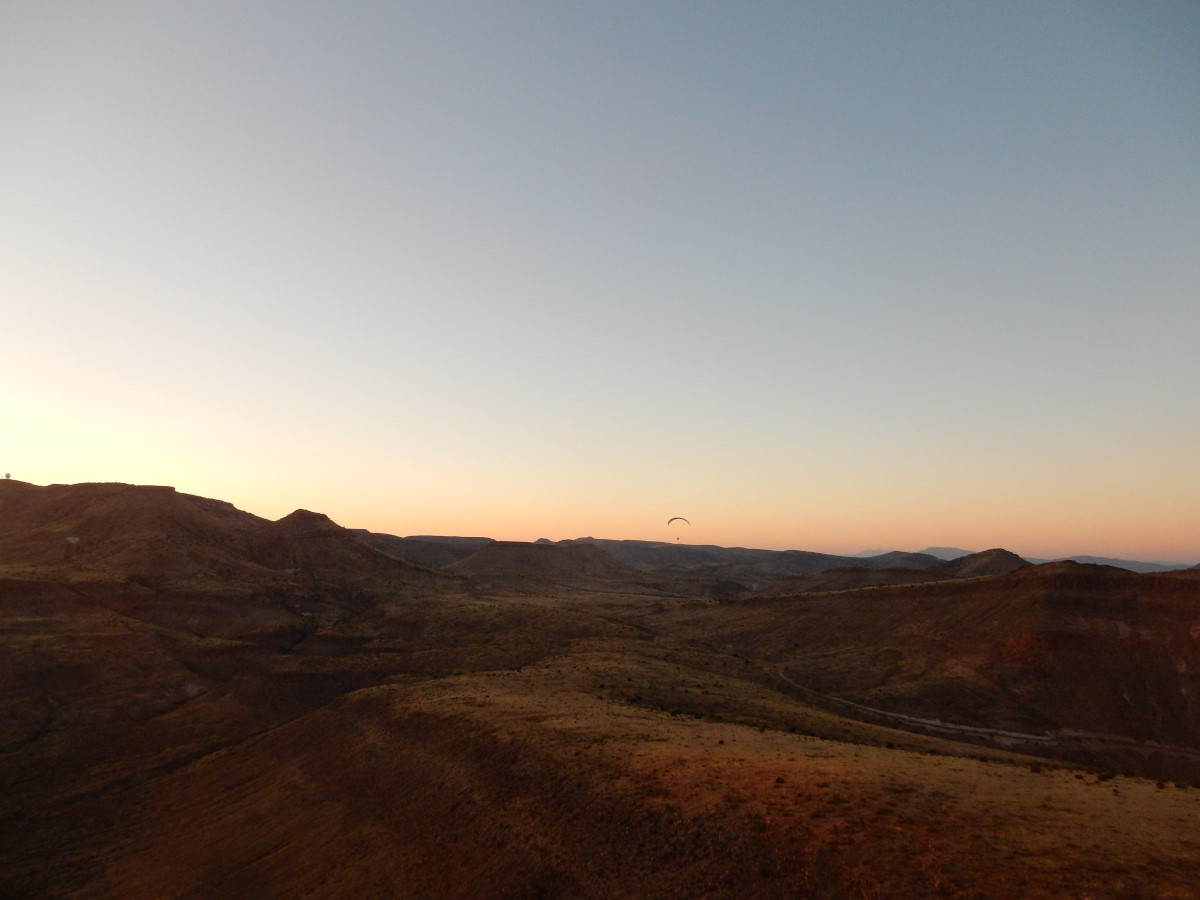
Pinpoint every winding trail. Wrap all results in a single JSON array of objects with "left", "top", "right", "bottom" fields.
[{"left": 761, "top": 663, "right": 1200, "bottom": 772}]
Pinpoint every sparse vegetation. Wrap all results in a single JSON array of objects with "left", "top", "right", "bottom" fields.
[{"left": 2, "top": 480, "right": 1200, "bottom": 898}]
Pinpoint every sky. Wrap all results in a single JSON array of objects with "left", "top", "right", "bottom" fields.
[{"left": 3, "top": 2, "right": 1199, "bottom": 562}]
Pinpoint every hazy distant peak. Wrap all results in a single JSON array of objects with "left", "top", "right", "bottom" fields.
[
  {"left": 919, "top": 547, "right": 977, "bottom": 561},
  {"left": 1058, "top": 555, "right": 1188, "bottom": 573},
  {"left": 1023, "top": 554, "right": 1193, "bottom": 573}
]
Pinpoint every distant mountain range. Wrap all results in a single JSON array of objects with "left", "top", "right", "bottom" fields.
[
  {"left": 349, "top": 533, "right": 1193, "bottom": 578},
  {"left": 916, "top": 547, "right": 976, "bottom": 561},
  {"left": 914, "top": 546, "right": 1192, "bottom": 574}
]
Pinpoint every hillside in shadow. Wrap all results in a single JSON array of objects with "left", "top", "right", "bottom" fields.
[{"left": 3, "top": 480, "right": 1199, "bottom": 899}]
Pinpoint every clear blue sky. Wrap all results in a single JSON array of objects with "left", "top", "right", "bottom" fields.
[{"left": 3, "top": 2, "right": 1198, "bottom": 561}]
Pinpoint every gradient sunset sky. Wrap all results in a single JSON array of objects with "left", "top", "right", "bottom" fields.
[{"left": 3, "top": 3, "right": 1198, "bottom": 562}]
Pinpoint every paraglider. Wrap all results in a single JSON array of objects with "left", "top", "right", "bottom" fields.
[{"left": 667, "top": 517, "right": 690, "bottom": 541}]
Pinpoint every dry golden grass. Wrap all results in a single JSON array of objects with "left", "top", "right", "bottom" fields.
[
  {"left": 383, "top": 651, "right": 1200, "bottom": 899},
  {"left": 9, "top": 620, "right": 1198, "bottom": 899}
]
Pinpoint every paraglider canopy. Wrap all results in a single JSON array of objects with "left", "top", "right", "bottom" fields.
[{"left": 667, "top": 517, "right": 690, "bottom": 526}]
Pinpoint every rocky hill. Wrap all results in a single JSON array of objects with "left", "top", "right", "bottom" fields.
[
  {"left": 935, "top": 547, "right": 1029, "bottom": 578},
  {"left": 0, "top": 479, "right": 455, "bottom": 596}
]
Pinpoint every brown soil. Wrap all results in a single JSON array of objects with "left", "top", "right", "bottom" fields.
[{"left": 3, "top": 480, "right": 1200, "bottom": 898}]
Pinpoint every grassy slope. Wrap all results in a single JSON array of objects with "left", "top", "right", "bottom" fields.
[{"left": 4, "top": 630, "right": 1200, "bottom": 899}]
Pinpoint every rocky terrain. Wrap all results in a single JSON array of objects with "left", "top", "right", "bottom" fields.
[{"left": 3, "top": 479, "right": 1200, "bottom": 898}]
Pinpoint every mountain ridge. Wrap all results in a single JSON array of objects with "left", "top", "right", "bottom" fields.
[{"left": 912, "top": 545, "right": 1193, "bottom": 573}]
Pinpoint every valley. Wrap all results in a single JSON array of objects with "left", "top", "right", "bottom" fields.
[{"left": 2, "top": 480, "right": 1199, "bottom": 898}]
